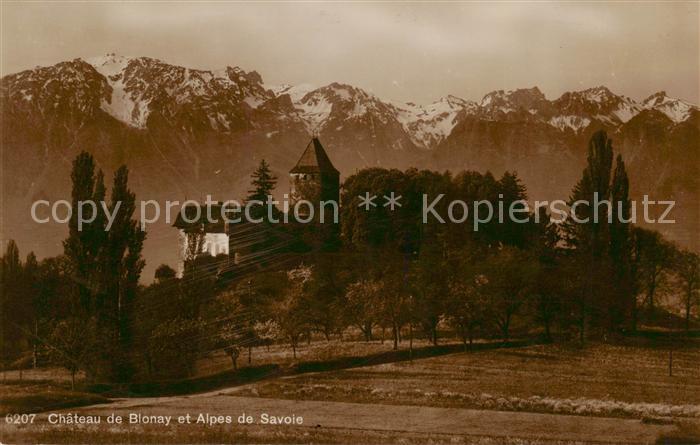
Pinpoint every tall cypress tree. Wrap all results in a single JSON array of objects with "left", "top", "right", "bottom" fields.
[
  {"left": 63, "top": 153, "right": 145, "bottom": 381},
  {"left": 1, "top": 241, "right": 23, "bottom": 371},
  {"left": 24, "top": 252, "right": 41, "bottom": 368},
  {"left": 610, "top": 155, "right": 633, "bottom": 330},
  {"left": 564, "top": 131, "right": 614, "bottom": 254},
  {"left": 63, "top": 152, "right": 105, "bottom": 313},
  {"left": 102, "top": 165, "right": 146, "bottom": 380},
  {"left": 564, "top": 131, "right": 615, "bottom": 338}
]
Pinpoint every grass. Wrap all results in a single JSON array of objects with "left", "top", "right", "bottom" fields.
[
  {"left": 0, "top": 380, "right": 109, "bottom": 415},
  {"left": 193, "top": 335, "right": 467, "bottom": 376},
  {"left": 89, "top": 339, "right": 527, "bottom": 397},
  {"left": 655, "top": 421, "right": 700, "bottom": 444},
  {"left": 228, "top": 341, "right": 700, "bottom": 420},
  {"left": 2, "top": 339, "right": 698, "bottom": 444}
]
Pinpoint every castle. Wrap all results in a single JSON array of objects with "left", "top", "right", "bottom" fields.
[{"left": 173, "top": 137, "right": 339, "bottom": 276}]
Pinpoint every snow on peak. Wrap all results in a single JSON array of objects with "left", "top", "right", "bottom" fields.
[
  {"left": 581, "top": 86, "right": 615, "bottom": 103},
  {"left": 643, "top": 91, "right": 668, "bottom": 106},
  {"left": 267, "top": 83, "right": 317, "bottom": 103},
  {"left": 612, "top": 97, "right": 641, "bottom": 123},
  {"left": 86, "top": 53, "right": 131, "bottom": 77},
  {"left": 11, "top": 56, "right": 698, "bottom": 141},
  {"left": 642, "top": 91, "right": 696, "bottom": 123},
  {"left": 393, "top": 95, "right": 478, "bottom": 148},
  {"left": 85, "top": 54, "right": 151, "bottom": 128},
  {"left": 549, "top": 115, "right": 591, "bottom": 133},
  {"left": 81, "top": 55, "right": 274, "bottom": 128},
  {"left": 479, "top": 87, "right": 546, "bottom": 115},
  {"left": 291, "top": 82, "right": 386, "bottom": 131}
]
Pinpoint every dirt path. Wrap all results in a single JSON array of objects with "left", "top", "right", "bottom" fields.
[{"left": 42, "top": 391, "right": 675, "bottom": 444}]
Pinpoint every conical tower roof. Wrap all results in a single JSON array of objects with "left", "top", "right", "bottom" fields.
[{"left": 290, "top": 138, "right": 339, "bottom": 175}]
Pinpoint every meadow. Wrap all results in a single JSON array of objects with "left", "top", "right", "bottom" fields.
[
  {"left": 2, "top": 338, "right": 699, "bottom": 444},
  {"left": 228, "top": 340, "right": 700, "bottom": 419}
]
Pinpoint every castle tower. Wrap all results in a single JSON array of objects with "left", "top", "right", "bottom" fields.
[{"left": 289, "top": 137, "right": 340, "bottom": 209}]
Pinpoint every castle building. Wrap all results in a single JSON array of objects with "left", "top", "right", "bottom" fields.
[
  {"left": 290, "top": 137, "right": 340, "bottom": 209},
  {"left": 173, "top": 137, "right": 339, "bottom": 276}
]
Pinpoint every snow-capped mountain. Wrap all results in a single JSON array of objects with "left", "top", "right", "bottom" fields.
[
  {"left": 269, "top": 80, "right": 697, "bottom": 144},
  {"left": 551, "top": 86, "right": 642, "bottom": 126},
  {"left": 293, "top": 82, "right": 396, "bottom": 132},
  {"left": 1, "top": 54, "right": 698, "bottom": 268},
  {"left": 83, "top": 53, "right": 279, "bottom": 131},
  {"left": 392, "top": 95, "right": 479, "bottom": 148},
  {"left": 4, "top": 58, "right": 110, "bottom": 123},
  {"left": 479, "top": 86, "right": 551, "bottom": 119},
  {"left": 11, "top": 53, "right": 692, "bottom": 148},
  {"left": 266, "top": 81, "right": 476, "bottom": 148},
  {"left": 266, "top": 83, "right": 316, "bottom": 103},
  {"left": 642, "top": 91, "right": 697, "bottom": 123}
]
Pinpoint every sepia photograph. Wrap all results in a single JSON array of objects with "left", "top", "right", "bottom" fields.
[{"left": 0, "top": 1, "right": 699, "bottom": 444}]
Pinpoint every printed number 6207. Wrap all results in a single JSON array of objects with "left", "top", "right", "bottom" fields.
[{"left": 5, "top": 413, "right": 36, "bottom": 424}]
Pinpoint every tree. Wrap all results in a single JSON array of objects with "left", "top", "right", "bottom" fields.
[
  {"left": 246, "top": 159, "right": 278, "bottom": 221},
  {"left": 529, "top": 208, "right": 564, "bottom": 340},
  {"left": 532, "top": 264, "right": 566, "bottom": 341},
  {"left": 274, "top": 266, "right": 312, "bottom": 358},
  {"left": 482, "top": 247, "right": 537, "bottom": 342},
  {"left": 63, "top": 152, "right": 106, "bottom": 314},
  {"left": 132, "top": 270, "right": 206, "bottom": 379},
  {"left": 563, "top": 131, "right": 626, "bottom": 338},
  {"left": 204, "top": 291, "right": 255, "bottom": 370},
  {"left": 105, "top": 166, "right": 146, "bottom": 325},
  {"left": 632, "top": 228, "right": 674, "bottom": 318},
  {"left": 48, "top": 318, "right": 95, "bottom": 389},
  {"left": 377, "top": 261, "right": 411, "bottom": 351},
  {"left": 410, "top": 245, "right": 448, "bottom": 345},
  {"left": 62, "top": 153, "right": 147, "bottom": 381},
  {"left": 33, "top": 256, "right": 72, "bottom": 365},
  {"left": 345, "top": 278, "right": 382, "bottom": 341},
  {"left": 303, "top": 258, "right": 345, "bottom": 340},
  {"left": 447, "top": 273, "right": 488, "bottom": 349},
  {"left": 23, "top": 252, "right": 41, "bottom": 368},
  {"left": 147, "top": 318, "right": 205, "bottom": 378},
  {"left": 247, "top": 159, "right": 278, "bottom": 202},
  {"left": 609, "top": 154, "right": 633, "bottom": 330},
  {"left": 497, "top": 171, "right": 529, "bottom": 248},
  {"left": 1, "top": 240, "right": 25, "bottom": 375},
  {"left": 253, "top": 320, "right": 281, "bottom": 351},
  {"left": 676, "top": 250, "right": 700, "bottom": 331},
  {"left": 154, "top": 264, "right": 177, "bottom": 283}
]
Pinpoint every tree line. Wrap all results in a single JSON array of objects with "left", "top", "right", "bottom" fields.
[{"left": 1, "top": 131, "right": 698, "bottom": 383}]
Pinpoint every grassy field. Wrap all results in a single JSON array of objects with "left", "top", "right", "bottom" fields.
[
  {"left": 193, "top": 335, "right": 456, "bottom": 376},
  {"left": 2, "top": 339, "right": 699, "bottom": 444},
  {"left": 229, "top": 341, "right": 700, "bottom": 419},
  {"left": 0, "top": 379, "right": 108, "bottom": 415}
]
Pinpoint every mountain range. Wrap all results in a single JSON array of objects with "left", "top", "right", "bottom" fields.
[{"left": 1, "top": 54, "right": 697, "bottom": 276}]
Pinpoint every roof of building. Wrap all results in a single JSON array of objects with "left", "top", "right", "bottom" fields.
[
  {"left": 290, "top": 137, "right": 339, "bottom": 175},
  {"left": 172, "top": 203, "right": 228, "bottom": 231}
]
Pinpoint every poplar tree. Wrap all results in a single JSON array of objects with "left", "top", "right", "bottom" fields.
[
  {"left": 102, "top": 165, "right": 146, "bottom": 380},
  {"left": 63, "top": 152, "right": 106, "bottom": 313},
  {"left": 610, "top": 155, "right": 633, "bottom": 330},
  {"left": 564, "top": 131, "right": 615, "bottom": 338},
  {"left": 63, "top": 152, "right": 145, "bottom": 381},
  {"left": 1, "top": 240, "right": 23, "bottom": 373}
]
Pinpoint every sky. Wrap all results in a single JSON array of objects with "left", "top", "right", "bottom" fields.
[{"left": 1, "top": 2, "right": 698, "bottom": 105}]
